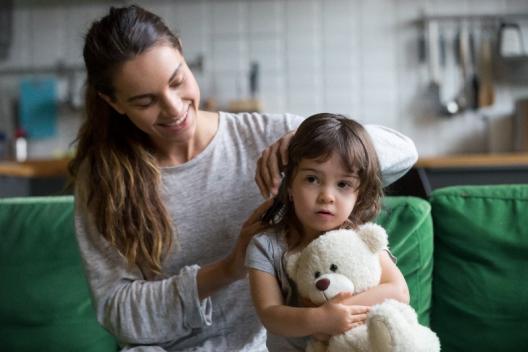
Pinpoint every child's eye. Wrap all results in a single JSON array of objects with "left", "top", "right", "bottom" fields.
[
  {"left": 305, "top": 176, "right": 318, "bottom": 184},
  {"left": 337, "top": 181, "right": 352, "bottom": 189}
]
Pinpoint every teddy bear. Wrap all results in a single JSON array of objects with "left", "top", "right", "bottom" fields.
[{"left": 286, "top": 223, "right": 440, "bottom": 352}]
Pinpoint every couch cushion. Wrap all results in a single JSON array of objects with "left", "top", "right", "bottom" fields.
[
  {"left": 430, "top": 185, "right": 528, "bottom": 351},
  {"left": 376, "top": 196, "right": 434, "bottom": 326},
  {"left": 0, "top": 196, "right": 117, "bottom": 352}
]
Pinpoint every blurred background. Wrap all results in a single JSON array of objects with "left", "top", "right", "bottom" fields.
[{"left": 0, "top": 0, "right": 527, "bottom": 196}]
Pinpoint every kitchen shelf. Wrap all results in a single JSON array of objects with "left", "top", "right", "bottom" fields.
[{"left": 420, "top": 13, "right": 528, "bottom": 23}]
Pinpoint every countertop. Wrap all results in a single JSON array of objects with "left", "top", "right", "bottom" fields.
[
  {"left": 416, "top": 152, "right": 528, "bottom": 168},
  {"left": 1, "top": 153, "right": 528, "bottom": 178},
  {"left": 0, "top": 158, "right": 70, "bottom": 178}
]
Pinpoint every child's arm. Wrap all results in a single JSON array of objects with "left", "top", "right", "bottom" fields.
[
  {"left": 343, "top": 251, "right": 410, "bottom": 306},
  {"left": 248, "top": 268, "right": 369, "bottom": 337}
]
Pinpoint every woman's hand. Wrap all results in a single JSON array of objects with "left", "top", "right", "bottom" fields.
[
  {"left": 255, "top": 130, "right": 296, "bottom": 198},
  {"left": 197, "top": 199, "right": 272, "bottom": 300},
  {"left": 316, "top": 292, "right": 370, "bottom": 336},
  {"left": 224, "top": 198, "right": 273, "bottom": 281}
]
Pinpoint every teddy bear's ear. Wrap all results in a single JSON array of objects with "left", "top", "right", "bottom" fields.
[
  {"left": 357, "top": 222, "right": 388, "bottom": 253},
  {"left": 285, "top": 251, "right": 301, "bottom": 279}
]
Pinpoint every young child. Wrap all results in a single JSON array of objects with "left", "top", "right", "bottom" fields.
[{"left": 245, "top": 113, "right": 410, "bottom": 351}]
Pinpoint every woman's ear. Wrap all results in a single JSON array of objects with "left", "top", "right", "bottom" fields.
[{"left": 98, "top": 92, "right": 125, "bottom": 115}]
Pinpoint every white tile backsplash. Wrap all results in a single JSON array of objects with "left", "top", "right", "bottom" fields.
[
  {"left": 212, "top": 1, "right": 247, "bottom": 36},
  {"left": 1, "top": 0, "right": 528, "bottom": 158},
  {"left": 248, "top": 0, "right": 283, "bottom": 35},
  {"left": 249, "top": 37, "right": 284, "bottom": 72}
]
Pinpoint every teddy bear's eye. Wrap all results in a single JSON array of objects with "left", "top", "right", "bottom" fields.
[
  {"left": 330, "top": 264, "right": 338, "bottom": 272},
  {"left": 314, "top": 271, "right": 321, "bottom": 279}
]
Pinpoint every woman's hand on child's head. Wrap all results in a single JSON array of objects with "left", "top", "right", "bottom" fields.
[
  {"left": 225, "top": 199, "right": 274, "bottom": 281},
  {"left": 255, "top": 130, "right": 296, "bottom": 198},
  {"left": 317, "top": 292, "right": 370, "bottom": 335}
]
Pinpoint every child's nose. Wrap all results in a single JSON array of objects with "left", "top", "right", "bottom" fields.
[{"left": 318, "top": 188, "right": 335, "bottom": 203}]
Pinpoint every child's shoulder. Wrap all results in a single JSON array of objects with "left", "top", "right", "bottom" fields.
[{"left": 252, "top": 229, "right": 288, "bottom": 250}]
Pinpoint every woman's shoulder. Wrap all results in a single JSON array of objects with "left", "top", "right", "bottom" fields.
[{"left": 220, "top": 111, "right": 304, "bottom": 136}]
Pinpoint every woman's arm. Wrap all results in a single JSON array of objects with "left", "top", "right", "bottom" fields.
[
  {"left": 74, "top": 198, "right": 271, "bottom": 345},
  {"left": 363, "top": 125, "right": 418, "bottom": 187},
  {"left": 342, "top": 251, "right": 410, "bottom": 306},
  {"left": 255, "top": 122, "right": 418, "bottom": 197},
  {"left": 197, "top": 199, "right": 272, "bottom": 299},
  {"left": 248, "top": 269, "right": 369, "bottom": 337}
]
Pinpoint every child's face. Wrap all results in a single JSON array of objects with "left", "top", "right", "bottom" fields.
[{"left": 288, "top": 152, "right": 359, "bottom": 241}]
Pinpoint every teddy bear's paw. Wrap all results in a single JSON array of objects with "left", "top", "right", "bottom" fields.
[
  {"left": 328, "top": 326, "right": 369, "bottom": 352},
  {"left": 380, "top": 299, "right": 419, "bottom": 325},
  {"left": 368, "top": 313, "right": 395, "bottom": 352},
  {"left": 368, "top": 301, "right": 441, "bottom": 352}
]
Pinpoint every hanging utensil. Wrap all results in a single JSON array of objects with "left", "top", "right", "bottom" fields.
[
  {"left": 468, "top": 27, "right": 480, "bottom": 110},
  {"left": 443, "top": 24, "right": 471, "bottom": 116},
  {"left": 498, "top": 21, "right": 525, "bottom": 58},
  {"left": 478, "top": 24, "right": 495, "bottom": 108},
  {"left": 424, "top": 20, "right": 444, "bottom": 115}
]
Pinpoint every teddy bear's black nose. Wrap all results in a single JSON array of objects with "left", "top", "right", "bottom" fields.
[{"left": 315, "top": 278, "right": 330, "bottom": 291}]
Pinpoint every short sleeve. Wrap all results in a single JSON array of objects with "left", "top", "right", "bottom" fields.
[
  {"left": 384, "top": 248, "right": 397, "bottom": 263},
  {"left": 245, "top": 233, "right": 282, "bottom": 277}
]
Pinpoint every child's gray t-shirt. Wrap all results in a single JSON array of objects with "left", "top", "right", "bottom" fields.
[{"left": 245, "top": 231, "right": 310, "bottom": 351}]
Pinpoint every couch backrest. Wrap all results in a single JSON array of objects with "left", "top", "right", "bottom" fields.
[
  {"left": 0, "top": 195, "right": 434, "bottom": 349},
  {"left": 0, "top": 196, "right": 118, "bottom": 352},
  {"left": 376, "top": 196, "right": 434, "bottom": 326},
  {"left": 430, "top": 185, "right": 528, "bottom": 351}
]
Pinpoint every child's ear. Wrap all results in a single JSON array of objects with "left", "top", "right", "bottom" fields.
[{"left": 98, "top": 92, "right": 126, "bottom": 115}]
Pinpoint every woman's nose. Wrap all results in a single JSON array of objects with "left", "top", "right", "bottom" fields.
[{"left": 162, "top": 91, "right": 184, "bottom": 117}]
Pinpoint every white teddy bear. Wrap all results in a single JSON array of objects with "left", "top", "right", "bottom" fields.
[{"left": 286, "top": 223, "right": 440, "bottom": 352}]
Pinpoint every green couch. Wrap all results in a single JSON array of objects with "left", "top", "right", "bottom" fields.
[{"left": 1, "top": 185, "right": 527, "bottom": 351}]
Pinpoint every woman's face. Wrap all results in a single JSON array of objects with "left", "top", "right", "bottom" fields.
[{"left": 103, "top": 44, "right": 201, "bottom": 148}]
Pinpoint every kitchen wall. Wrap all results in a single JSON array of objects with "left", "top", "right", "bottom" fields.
[{"left": 0, "top": 0, "right": 527, "bottom": 158}]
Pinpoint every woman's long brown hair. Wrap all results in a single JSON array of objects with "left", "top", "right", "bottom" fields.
[
  {"left": 262, "top": 113, "right": 384, "bottom": 251},
  {"left": 69, "top": 5, "right": 182, "bottom": 276}
]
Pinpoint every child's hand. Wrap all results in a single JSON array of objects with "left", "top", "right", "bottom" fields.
[{"left": 317, "top": 292, "right": 370, "bottom": 335}]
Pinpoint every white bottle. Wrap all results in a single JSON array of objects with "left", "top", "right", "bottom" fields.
[{"left": 15, "top": 129, "right": 27, "bottom": 162}]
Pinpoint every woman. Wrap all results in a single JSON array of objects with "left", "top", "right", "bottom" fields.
[{"left": 69, "top": 5, "right": 417, "bottom": 352}]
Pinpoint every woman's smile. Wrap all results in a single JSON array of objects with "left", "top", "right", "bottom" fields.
[{"left": 157, "top": 104, "right": 190, "bottom": 131}]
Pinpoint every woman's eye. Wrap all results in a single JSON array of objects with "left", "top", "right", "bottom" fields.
[
  {"left": 134, "top": 99, "right": 154, "bottom": 108},
  {"left": 170, "top": 77, "right": 184, "bottom": 87}
]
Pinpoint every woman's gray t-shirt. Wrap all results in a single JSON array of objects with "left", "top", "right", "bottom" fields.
[{"left": 74, "top": 111, "right": 417, "bottom": 351}]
